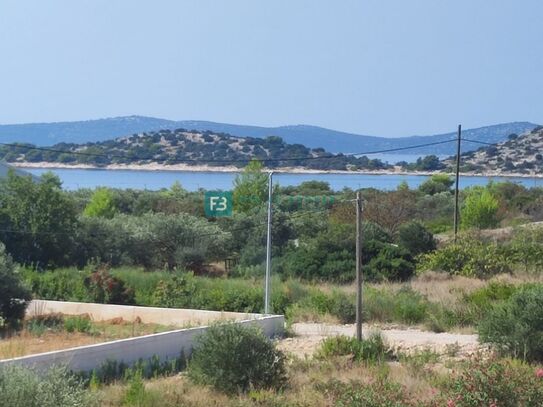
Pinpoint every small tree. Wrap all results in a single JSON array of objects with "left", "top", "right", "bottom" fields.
[
  {"left": 233, "top": 159, "right": 269, "bottom": 213},
  {"left": 461, "top": 188, "right": 500, "bottom": 229},
  {"left": 0, "top": 242, "right": 31, "bottom": 329},
  {"left": 83, "top": 188, "right": 117, "bottom": 218}
]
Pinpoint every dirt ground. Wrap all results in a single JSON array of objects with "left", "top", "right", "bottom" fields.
[{"left": 278, "top": 323, "right": 481, "bottom": 358}]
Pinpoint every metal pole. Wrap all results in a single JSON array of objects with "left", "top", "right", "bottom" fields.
[
  {"left": 453, "top": 124, "right": 462, "bottom": 242},
  {"left": 355, "top": 191, "right": 363, "bottom": 341},
  {"left": 264, "top": 171, "right": 274, "bottom": 314}
]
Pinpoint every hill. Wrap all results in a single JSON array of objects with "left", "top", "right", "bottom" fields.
[
  {"left": 446, "top": 126, "right": 543, "bottom": 175},
  {"left": 0, "top": 129, "right": 391, "bottom": 171},
  {"left": 0, "top": 116, "right": 538, "bottom": 156}
]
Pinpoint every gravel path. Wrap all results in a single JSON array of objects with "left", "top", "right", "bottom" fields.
[{"left": 278, "top": 323, "right": 482, "bottom": 358}]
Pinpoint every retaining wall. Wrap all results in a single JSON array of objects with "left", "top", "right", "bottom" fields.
[{"left": 0, "top": 301, "right": 284, "bottom": 373}]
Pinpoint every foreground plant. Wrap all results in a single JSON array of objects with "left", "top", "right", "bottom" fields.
[
  {"left": 0, "top": 365, "right": 93, "bottom": 407},
  {"left": 188, "top": 323, "right": 287, "bottom": 394}
]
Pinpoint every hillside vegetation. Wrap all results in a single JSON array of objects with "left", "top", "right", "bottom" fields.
[
  {"left": 0, "top": 129, "right": 390, "bottom": 171},
  {"left": 449, "top": 125, "right": 543, "bottom": 175}
]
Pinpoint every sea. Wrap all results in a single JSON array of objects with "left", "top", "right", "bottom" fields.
[{"left": 25, "top": 168, "right": 542, "bottom": 192}]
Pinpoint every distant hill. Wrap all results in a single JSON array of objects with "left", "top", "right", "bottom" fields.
[
  {"left": 445, "top": 126, "right": 543, "bottom": 175},
  {"left": 0, "top": 129, "right": 391, "bottom": 171},
  {"left": 0, "top": 116, "right": 538, "bottom": 156}
]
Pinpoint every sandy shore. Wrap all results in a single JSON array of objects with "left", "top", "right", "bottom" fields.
[{"left": 10, "top": 161, "right": 543, "bottom": 178}]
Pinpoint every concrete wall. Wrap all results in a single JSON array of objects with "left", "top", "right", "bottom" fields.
[
  {"left": 1, "top": 301, "right": 284, "bottom": 373},
  {"left": 27, "top": 300, "right": 259, "bottom": 326}
]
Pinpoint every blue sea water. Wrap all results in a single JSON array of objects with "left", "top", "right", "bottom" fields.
[{"left": 25, "top": 168, "right": 542, "bottom": 192}]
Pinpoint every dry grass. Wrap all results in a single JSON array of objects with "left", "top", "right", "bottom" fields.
[
  {"left": 94, "top": 355, "right": 441, "bottom": 407},
  {"left": 0, "top": 320, "right": 178, "bottom": 359}
]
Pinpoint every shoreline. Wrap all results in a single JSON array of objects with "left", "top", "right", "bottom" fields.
[{"left": 10, "top": 161, "right": 543, "bottom": 179}]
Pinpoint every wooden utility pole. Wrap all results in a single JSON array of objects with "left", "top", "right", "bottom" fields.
[
  {"left": 453, "top": 125, "right": 462, "bottom": 242},
  {"left": 355, "top": 191, "right": 363, "bottom": 341}
]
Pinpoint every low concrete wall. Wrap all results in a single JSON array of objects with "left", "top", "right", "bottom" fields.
[
  {"left": 27, "top": 300, "right": 259, "bottom": 326},
  {"left": 1, "top": 301, "right": 284, "bottom": 373}
]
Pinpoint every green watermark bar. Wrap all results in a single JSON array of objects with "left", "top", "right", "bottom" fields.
[
  {"left": 204, "top": 191, "right": 233, "bottom": 217},
  {"left": 204, "top": 191, "right": 334, "bottom": 218}
]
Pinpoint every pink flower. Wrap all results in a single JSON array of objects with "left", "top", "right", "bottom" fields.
[
  {"left": 536, "top": 368, "right": 543, "bottom": 378},
  {"left": 490, "top": 403, "right": 497, "bottom": 407},
  {"left": 447, "top": 400, "right": 455, "bottom": 407}
]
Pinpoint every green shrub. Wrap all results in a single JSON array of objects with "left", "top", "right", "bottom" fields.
[
  {"left": 461, "top": 188, "right": 500, "bottom": 229},
  {"left": 363, "top": 287, "right": 428, "bottom": 325},
  {"left": 417, "top": 238, "right": 510, "bottom": 278},
  {"left": 151, "top": 274, "right": 195, "bottom": 308},
  {"left": 23, "top": 268, "right": 89, "bottom": 302},
  {"left": 25, "top": 313, "right": 64, "bottom": 336},
  {"left": 188, "top": 323, "right": 287, "bottom": 394},
  {"left": 442, "top": 357, "right": 543, "bottom": 406},
  {"left": 0, "top": 243, "right": 31, "bottom": 329},
  {"left": 315, "top": 332, "right": 393, "bottom": 363},
  {"left": 364, "top": 244, "right": 415, "bottom": 282},
  {"left": 121, "top": 369, "right": 160, "bottom": 406},
  {"left": 509, "top": 226, "right": 543, "bottom": 272},
  {"left": 478, "top": 285, "right": 543, "bottom": 361},
  {"left": 64, "top": 315, "right": 93, "bottom": 333},
  {"left": 397, "top": 221, "right": 436, "bottom": 256},
  {"left": 0, "top": 365, "right": 92, "bottom": 407}
]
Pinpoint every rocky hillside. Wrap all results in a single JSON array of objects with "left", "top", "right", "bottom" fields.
[
  {"left": 452, "top": 126, "right": 543, "bottom": 175},
  {"left": 0, "top": 129, "right": 390, "bottom": 171}
]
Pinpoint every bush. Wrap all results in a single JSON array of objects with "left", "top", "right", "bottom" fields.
[
  {"left": 363, "top": 287, "right": 429, "bottom": 325},
  {"left": 478, "top": 285, "right": 543, "bottom": 361},
  {"left": 364, "top": 244, "right": 415, "bottom": 282},
  {"left": 151, "top": 274, "right": 195, "bottom": 308},
  {"left": 315, "top": 332, "right": 393, "bottom": 363},
  {"left": 22, "top": 268, "right": 89, "bottom": 302},
  {"left": 0, "top": 365, "right": 92, "bottom": 407},
  {"left": 0, "top": 243, "right": 31, "bottom": 329},
  {"left": 25, "top": 313, "right": 64, "bottom": 336},
  {"left": 64, "top": 315, "right": 93, "bottom": 333},
  {"left": 84, "top": 266, "right": 135, "bottom": 305},
  {"left": 461, "top": 188, "right": 500, "bottom": 229},
  {"left": 188, "top": 323, "right": 287, "bottom": 394},
  {"left": 397, "top": 221, "right": 436, "bottom": 256},
  {"left": 417, "top": 238, "right": 510, "bottom": 278}
]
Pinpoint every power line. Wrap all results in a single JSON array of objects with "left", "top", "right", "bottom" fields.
[
  {"left": 461, "top": 138, "right": 496, "bottom": 147},
  {"left": 0, "top": 139, "right": 456, "bottom": 165}
]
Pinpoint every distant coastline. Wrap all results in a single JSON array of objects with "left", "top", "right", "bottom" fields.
[{"left": 11, "top": 161, "right": 543, "bottom": 179}]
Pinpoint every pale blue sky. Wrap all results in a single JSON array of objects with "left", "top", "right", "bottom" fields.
[{"left": 0, "top": 0, "right": 541, "bottom": 136}]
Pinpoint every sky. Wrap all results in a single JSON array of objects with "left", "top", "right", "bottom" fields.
[{"left": 0, "top": 0, "right": 542, "bottom": 136}]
